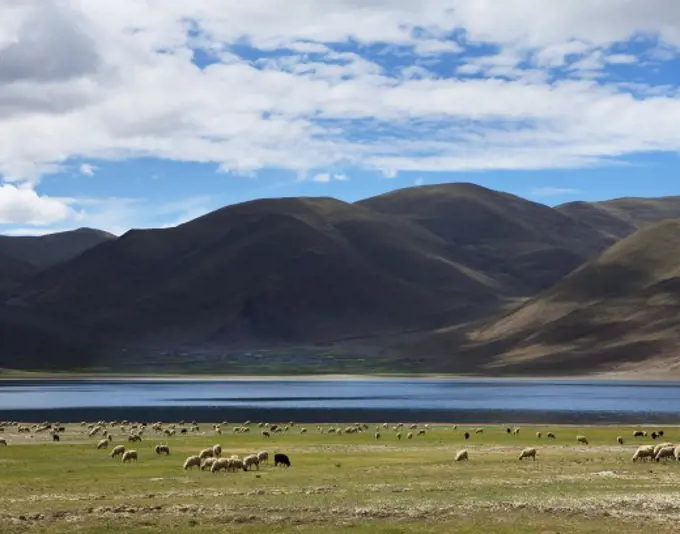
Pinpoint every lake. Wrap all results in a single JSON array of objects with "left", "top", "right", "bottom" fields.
[{"left": 1, "top": 377, "right": 679, "bottom": 424}]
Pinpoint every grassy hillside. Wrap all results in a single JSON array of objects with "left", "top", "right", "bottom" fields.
[{"left": 471, "top": 220, "right": 680, "bottom": 375}]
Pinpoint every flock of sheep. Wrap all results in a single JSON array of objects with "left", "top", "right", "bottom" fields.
[{"left": 1, "top": 419, "right": 679, "bottom": 467}]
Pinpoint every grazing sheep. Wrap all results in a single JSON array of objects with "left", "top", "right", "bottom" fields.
[
  {"left": 632, "top": 445, "right": 655, "bottom": 462},
  {"left": 617, "top": 436, "right": 624, "bottom": 445},
  {"left": 653, "top": 443, "right": 673, "bottom": 456},
  {"left": 122, "top": 450, "right": 138, "bottom": 463},
  {"left": 199, "top": 448, "right": 214, "bottom": 460},
  {"left": 407, "top": 432, "right": 413, "bottom": 439},
  {"left": 547, "top": 432, "right": 556, "bottom": 439},
  {"left": 212, "top": 444, "right": 222, "bottom": 457},
  {"left": 128, "top": 434, "right": 142, "bottom": 443},
  {"left": 396, "top": 432, "right": 402, "bottom": 440},
  {"left": 300, "top": 428, "right": 307, "bottom": 434},
  {"left": 418, "top": 429, "right": 426, "bottom": 436},
  {"left": 673, "top": 445, "right": 680, "bottom": 461},
  {"left": 97, "top": 439, "right": 109, "bottom": 450},
  {"left": 52, "top": 433, "right": 60, "bottom": 442},
  {"left": 211, "top": 458, "right": 230, "bottom": 473},
  {"left": 262, "top": 431, "right": 270, "bottom": 438},
  {"left": 0, "top": 438, "right": 7, "bottom": 446},
  {"left": 257, "top": 451, "right": 269, "bottom": 464},
  {"left": 633, "top": 430, "right": 647, "bottom": 437},
  {"left": 464, "top": 432, "right": 470, "bottom": 440},
  {"left": 183, "top": 455, "right": 201, "bottom": 470},
  {"left": 111, "top": 445, "right": 126, "bottom": 458},
  {"left": 375, "top": 432, "right": 380, "bottom": 440},
  {"left": 454, "top": 449, "right": 468, "bottom": 462},
  {"left": 229, "top": 457, "right": 246, "bottom": 471},
  {"left": 155, "top": 444, "right": 170, "bottom": 455},
  {"left": 576, "top": 435, "right": 589, "bottom": 445},
  {"left": 475, "top": 428, "right": 484, "bottom": 434},
  {"left": 652, "top": 432, "right": 658, "bottom": 440},
  {"left": 655, "top": 446, "right": 675, "bottom": 462},
  {"left": 244, "top": 454, "right": 260, "bottom": 470},
  {"left": 518, "top": 447, "right": 537, "bottom": 461},
  {"left": 201, "top": 457, "right": 217, "bottom": 471},
  {"left": 535, "top": 432, "right": 541, "bottom": 439},
  {"left": 512, "top": 427, "right": 520, "bottom": 435},
  {"left": 659, "top": 430, "right": 665, "bottom": 437},
  {"left": 274, "top": 453, "right": 291, "bottom": 467},
  {"left": 506, "top": 427, "right": 511, "bottom": 434}
]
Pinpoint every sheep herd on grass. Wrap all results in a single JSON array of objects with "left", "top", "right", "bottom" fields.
[{"left": 2, "top": 419, "right": 680, "bottom": 470}]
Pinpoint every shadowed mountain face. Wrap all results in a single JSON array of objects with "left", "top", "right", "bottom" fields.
[
  {"left": 4, "top": 184, "right": 680, "bottom": 375},
  {"left": 0, "top": 227, "right": 115, "bottom": 269},
  {"left": 358, "top": 183, "right": 615, "bottom": 293},
  {"left": 11, "top": 197, "right": 505, "bottom": 346}
]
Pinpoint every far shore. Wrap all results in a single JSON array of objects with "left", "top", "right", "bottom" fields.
[{"left": 1, "top": 370, "right": 680, "bottom": 382}]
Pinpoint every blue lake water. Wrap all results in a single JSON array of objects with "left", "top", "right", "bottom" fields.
[{"left": 1, "top": 378, "right": 679, "bottom": 424}]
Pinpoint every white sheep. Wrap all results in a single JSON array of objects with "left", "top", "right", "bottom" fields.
[
  {"left": 576, "top": 435, "right": 589, "bottom": 445},
  {"left": 655, "top": 446, "right": 675, "bottom": 462},
  {"left": 257, "top": 451, "right": 269, "bottom": 464},
  {"left": 617, "top": 436, "right": 624, "bottom": 445},
  {"left": 407, "top": 432, "right": 413, "bottom": 439},
  {"left": 111, "top": 445, "right": 126, "bottom": 458},
  {"left": 396, "top": 432, "right": 402, "bottom": 440},
  {"left": 155, "top": 444, "right": 170, "bottom": 455},
  {"left": 212, "top": 444, "right": 222, "bottom": 457},
  {"left": 518, "top": 447, "right": 537, "bottom": 461},
  {"left": 211, "top": 458, "right": 230, "bottom": 473},
  {"left": 475, "top": 428, "right": 484, "bottom": 434},
  {"left": 243, "top": 454, "right": 260, "bottom": 470},
  {"left": 512, "top": 427, "right": 520, "bottom": 435},
  {"left": 201, "top": 457, "right": 217, "bottom": 471},
  {"left": 122, "top": 450, "right": 138, "bottom": 462},
  {"left": 653, "top": 442, "right": 673, "bottom": 456},
  {"left": 199, "top": 448, "right": 214, "bottom": 460},
  {"left": 632, "top": 445, "right": 655, "bottom": 462},
  {"left": 229, "top": 457, "right": 245, "bottom": 471},
  {"left": 183, "top": 455, "right": 201, "bottom": 470},
  {"left": 454, "top": 449, "right": 468, "bottom": 462},
  {"left": 674, "top": 445, "right": 680, "bottom": 461},
  {"left": 535, "top": 432, "right": 542, "bottom": 439},
  {"left": 96, "top": 439, "right": 109, "bottom": 450}
]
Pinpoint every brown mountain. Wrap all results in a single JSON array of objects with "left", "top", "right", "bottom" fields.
[
  {"left": 10, "top": 196, "right": 506, "bottom": 351},
  {"left": 359, "top": 183, "right": 614, "bottom": 293},
  {"left": 0, "top": 227, "right": 115, "bottom": 269},
  {"left": 557, "top": 196, "right": 680, "bottom": 240},
  {"left": 469, "top": 220, "right": 680, "bottom": 375}
]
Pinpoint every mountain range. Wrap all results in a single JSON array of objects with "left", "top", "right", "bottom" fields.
[{"left": 2, "top": 184, "right": 680, "bottom": 376}]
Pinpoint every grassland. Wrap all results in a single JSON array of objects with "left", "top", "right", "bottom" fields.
[{"left": 1, "top": 423, "right": 680, "bottom": 533}]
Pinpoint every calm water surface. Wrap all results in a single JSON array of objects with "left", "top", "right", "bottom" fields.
[{"left": 1, "top": 378, "right": 679, "bottom": 424}]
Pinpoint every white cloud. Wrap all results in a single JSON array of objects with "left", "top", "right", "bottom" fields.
[
  {"left": 79, "top": 163, "right": 97, "bottom": 176},
  {"left": 530, "top": 187, "right": 583, "bottom": 198},
  {"left": 311, "top": 172, "right": 348, "bottom": 183},
  {"left": 0, "top": 0, "right": 679, "bottom": 198},
  {"left": 0, "top": 184, "right": 74, "bottom": 225}
]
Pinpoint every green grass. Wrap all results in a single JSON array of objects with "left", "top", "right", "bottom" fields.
[{"left": 1, "top": 423, "right": 679, "bottom": 533}]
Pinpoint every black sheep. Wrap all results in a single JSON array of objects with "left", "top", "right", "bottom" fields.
[
  {"left": 506, "top": 428, "right": 511, "bottom": 434},
  {"left": 274, "top": 453, "right": 291, "bottom": 467},
  {"left": 659, "top": 430, "right": 665, "bottom": 437},
  {"left": 652, "top": 432, "right": 658, "bottom": 439},
  {"left": 52, "top": 434, "right": 60, "bottom": 442},
  {"left": 464, "top": 432, "right": 470, "bottom": 440}
]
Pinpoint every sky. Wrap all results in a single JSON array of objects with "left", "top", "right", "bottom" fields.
[{"left": 1, "top": 0, "right": 680, "bottom": 236}]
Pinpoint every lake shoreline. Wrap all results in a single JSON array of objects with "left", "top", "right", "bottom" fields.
[{"left": 1, "top": 371, "right": 680, "bottom": 382}]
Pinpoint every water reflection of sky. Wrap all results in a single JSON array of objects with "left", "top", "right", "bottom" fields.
[{"left": 1, "top": 379, "right": 679, "bottom": 414}]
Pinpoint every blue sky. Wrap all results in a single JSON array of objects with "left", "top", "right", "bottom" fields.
[{"left": 1, "top": 1, "right": 680, "bottom": 235}]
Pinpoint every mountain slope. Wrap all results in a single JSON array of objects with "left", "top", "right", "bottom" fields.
[
  {"left": 358, "top": 183, "right": 615, "bottom": 293},
  {"left": 0, "top": 227, "right": 116, "bottom": 269},
  {"left": 471, "top": 220, "right": 680, "bottom": 375},
  {"left": 11, "top": 197, "right": 504, "bottom": 349},
  {"left": 557, "top": 196, "right": 680, "bottom": 240}
]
